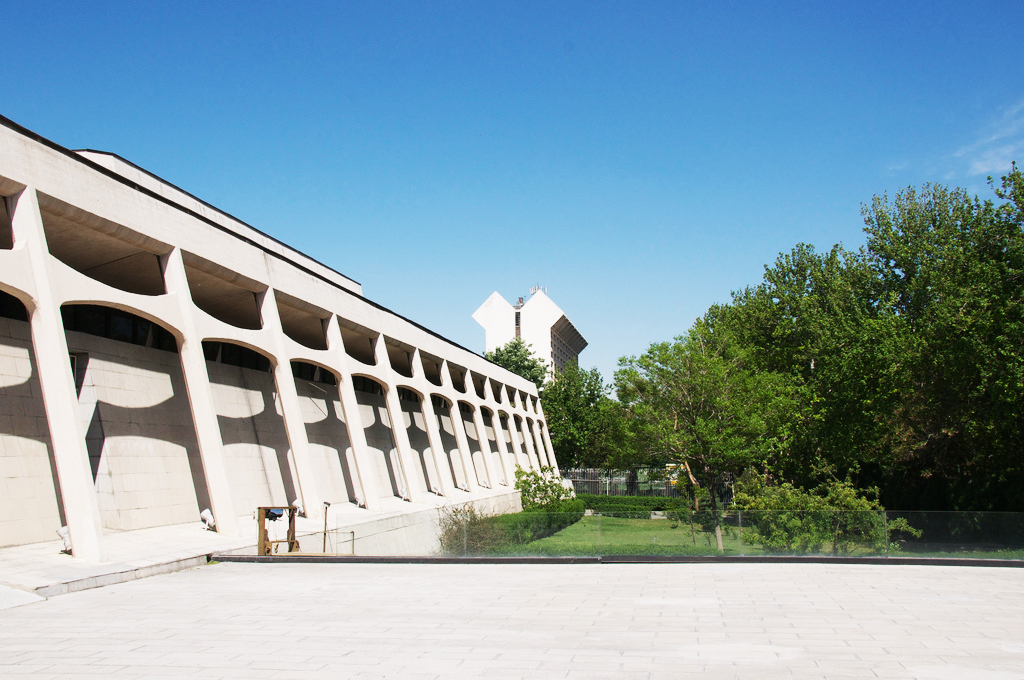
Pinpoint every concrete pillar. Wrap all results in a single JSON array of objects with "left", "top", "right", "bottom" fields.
[
  {"left": 509, "top": 416, "right": 530, "bottom": 472},
  {"left": 325, "top": 316, "right": 381, "bottom": 511},
  {"left": 373, "top": 338, "right": 425, "bottom": 504},
  {"left": 12, "top": 188, "right": 105, "bottom": 560},
  {"left": 382, "top": 387, "right": 425, "bottom": 503},
  {"left": 261, "top": 289, "right": 323, "bottom": 520},
  {"left": 449, "top": 401, "right": 480, "bottom": 494},
  {"left": 418, "top": 392, "right": 454, "bottom": 498},
  {"left": 522, "top": 418, "right": 542, "bottom": 470},
  {"left": 440, "top": 362, "right": 479, "bottom": 494},
  {"left": 411, "top": 349, "right": 453, "bottom": 499},
  {"left": 163, "top": 248, "right": 239, "bottom": 536},
  {"left": 489, "top": 409, "right": 514, "bottom": 488},
  {"left": 470, "top": 403, "right": 496, "bottom": 489},
  {"left": 539, "top": 421, "right": 560, "bottom": 475}
]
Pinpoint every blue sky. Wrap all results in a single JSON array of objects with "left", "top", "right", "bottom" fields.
[{"left": 6, "top": 1, "right": 1023, "bottom": 381}]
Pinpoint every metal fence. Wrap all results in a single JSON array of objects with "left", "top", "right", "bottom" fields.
[{"left": 562, "top": 468, "right": 685, "bottom": 498}]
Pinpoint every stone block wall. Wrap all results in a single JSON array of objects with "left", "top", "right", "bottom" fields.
[{"left": 0, "top": 317, "right": 64, "bottom": 547}]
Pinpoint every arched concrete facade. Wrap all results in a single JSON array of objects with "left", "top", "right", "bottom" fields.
[{"left": 0, "top": 116, "right": 557, "bottom": 559}]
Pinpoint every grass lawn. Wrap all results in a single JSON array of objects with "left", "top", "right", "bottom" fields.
[
  {"left": 497, "top": 515, "right": 764, "bottom": 557},
  {"left": 498, "top": 515, "right": 1024, "bottom": 559}
]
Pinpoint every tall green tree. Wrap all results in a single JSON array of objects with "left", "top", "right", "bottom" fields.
[
  {"left": 540, "top": 363, "right": 617, "bottom": 469},
  {"left": 485, "top": 337, "right": 547, "bottom": 390},
  {"left": 614, "top": 321, "right": 797, "bottom": 550},
  {"left": 860, "top": 170, "right": 1024, "bottom": 509}
]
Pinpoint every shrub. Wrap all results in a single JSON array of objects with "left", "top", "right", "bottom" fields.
[
  {"left": 735, "top": 471, "right": 920, "bottom": 555},
  {"left": 437, "top": 501, "right": 584, "bottom": 556},
  {"left": 516, "top": 466, "right": 576, "bottom": 512},
  {"left": 577, "top": 494, "right": 675, "bottom": 515}
]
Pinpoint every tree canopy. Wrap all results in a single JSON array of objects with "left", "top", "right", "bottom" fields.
[
  {"left": 485, "top": 337, "right": 547, "bottom": 390},
  {"left": 543, "top": 165, "right": 1024, "bottom": 513}
]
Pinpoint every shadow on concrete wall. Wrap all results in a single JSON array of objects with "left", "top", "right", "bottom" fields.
[
  {"left": 0, "top": 317, "right": 66, "bottom": 546},
  {"left": 295, "top": 378, "right": 360, "bottom": 505},
  {"left": 68, "top": 335, "right": 211, "bottom": 532}
]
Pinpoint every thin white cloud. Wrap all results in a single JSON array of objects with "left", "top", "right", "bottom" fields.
[{"left": 955, "top": 99, "right": 1024, "bottom": 176}]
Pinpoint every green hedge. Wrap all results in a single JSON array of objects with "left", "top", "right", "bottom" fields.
[{"left": 577, "top": 494, "right": 682, "bottom": 515}]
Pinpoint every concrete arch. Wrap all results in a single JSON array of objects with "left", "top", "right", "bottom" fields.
[
  {"left": 201, "top": 338, "right": 297, "bottom": 517},
  {"left": 58, "top": 303, "right": 213, "bottom": 533},
  {"left": 351, "top": 374, "right": 408, "bottom": 500},
  {"left": 393, "top": 384, "right": 444, "bottom": 496},
  {"left": 61, "top": 299, "right": 184, "bottom": 343},
  {"left": 291, "top": 360, "right": 361, "bottom": 506}
]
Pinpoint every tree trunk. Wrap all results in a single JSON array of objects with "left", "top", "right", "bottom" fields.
[{"left": 708, "top": 477, "right": 724, "bottom": 553}]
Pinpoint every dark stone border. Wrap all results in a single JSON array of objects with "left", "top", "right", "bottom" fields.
[{"left": 213, "top": 553, "right": 1024, "bottom": 568}]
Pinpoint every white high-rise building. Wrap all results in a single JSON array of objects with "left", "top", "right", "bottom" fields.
[{"left": 473, "top": 287, "right": 588, "bottom": 376}]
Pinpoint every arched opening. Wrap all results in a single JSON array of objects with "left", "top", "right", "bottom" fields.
[
  {"left": 202, "top": 340, "right": 298, "bottom": 516},
  {"left": 536, "top": 421, "right": 554, "bottom": 469},
  {"left": 0, "top": 290, "right": 65, "bottom": 547},
  {"left": 352, "top": 375, "right": 407, "bottom": 500},
  {"left": 459, "top": 401, "right": 488, "bottom": 488},
  {"left": 431, "top": 395, "right": 467, "bottom": 491},
  {"left": 39, "top": 194, "right": 168, "bottom": 296},
  {"left": 337, "top": 319, "right": 378, "bottom": 366},
  {"left": 480, "top": 407, "right": 506, "bottom": 486},
  {"left": 490, "top": 379, "right": 504, "bottom": 404},
  {"left": 448, "top": 363, "right": 468, "bottom": 393},
  {"left": 61, "top": 303, "right": 211, "bottom": 532},
  {"left": 525, "top": 418, "right": 544, "bottom": 467},
  {"left": 396, "top": 387, "right": 438, "bottom": 495},
  {"left": 292, "top": 361, "right": 361, "bottom": 506},
  {"left": 385, "top": 337, "right": 415, "bottom": 379},
  {"left": 470, "top": 372, "right": 487, "bottom": 400},
  {"left": 183, "top": 252, "right": 263, "bottom": 330},
  {"left": 497, "top": 411, "right": 520, "bottom": 471},
  {"left": 420, "top": 351, "right": 444, "bottom": 387},
  {"left": 513, "top": 414, "right": 534, "bottom": 470},
  {"left": 276, "top": 290, "right": 328, "bottom": 351}
]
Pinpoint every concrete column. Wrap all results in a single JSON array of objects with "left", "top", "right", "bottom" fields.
[
  {"left": 449, "top": 401, "right": 481, "bottom": 494},
  {"left": 163, "top": 248, "right": 239, "bottom": 536},
  {"left": 261, "top": 289, "right": 323, "bottom": 520},
  {"left": 12, "top": 188, "right": 105, "bottom": 560},
  {"left": 373, "top": 338, "right": 425, "bottom": 504},
  {"left": 521, "top": 418, "right": 542, "bottom": 470},
  {"left": 382, "top": 386, "right": 425, "bottom": 503},
  {"left": 440, "top": 362, "right": 479, "bottom": 494},
  {"left": 411, "top": 350, "right": 453, "bottom": 499},
  {"left": 509, "top": 416, "right": 530, "bottom": 472},
  {"left": 418, "top": 393, "right": 454, "bottom": 498},
  {"left": 539, "top": 422, "right": 560, "bottom": 475},
  {"left": 470, "top": 404, "right": 496, "bottom": 489},
  {"left": 490, "top": 410, "right": 514, "bottom": 488},
  {"left": 325, "top": 316, "right": 380, "bottom": 511}
]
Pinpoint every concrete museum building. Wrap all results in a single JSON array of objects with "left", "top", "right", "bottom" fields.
[{"left": 0, "top": 115, "right": 558, "bottom": 560}]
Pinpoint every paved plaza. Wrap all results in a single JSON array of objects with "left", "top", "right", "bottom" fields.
[{"left": 1, "top": 561, "right": 1022, "bottom": 679}]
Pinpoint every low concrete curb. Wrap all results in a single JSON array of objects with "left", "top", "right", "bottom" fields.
[
  {"left": 212, "top": 553, "right": 1024, "bottom": 568},
  {"left": 32, "top": 554, "right": 212, "bottom": 598}
]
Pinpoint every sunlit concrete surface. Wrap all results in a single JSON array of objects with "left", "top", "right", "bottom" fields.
[{"left": 2, "top": 562, "right": 1023, "bottom": 679}]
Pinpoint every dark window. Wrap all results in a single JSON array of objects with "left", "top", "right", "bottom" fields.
[
  {"left": 291, "top": 361, "right": 337, "bottom": 385},
  {"left": 0, "top": 291, "right": 28, "bottom": 321},
  {"left": 397, "top": 387, "right": 420, "bottom": 403},
  {"left": 352, "top": 375, "right": 383, "bottom": 395},
  {"left": 208, "top": 341, "right": 271, "bottom": 372},
  {"left": 62, "top": 305, "right": 177, "bottom": 352}
]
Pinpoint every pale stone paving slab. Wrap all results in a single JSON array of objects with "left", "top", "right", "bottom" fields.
[{"left": 0, "top": 562, "right": 1022, "bottom": 679}]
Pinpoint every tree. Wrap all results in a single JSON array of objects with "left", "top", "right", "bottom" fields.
[
  {"left": 485, "top": 337, "right": 547, "bottom": 390},
  {"left": 859, "top": 172, "right": 1024, "bottom": 509},
  {"left": 614, "top": 320, "right": 797, "bottom": 550},
  {"left": 540, "top": 363, "right": 617, "bottom": 469}
]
